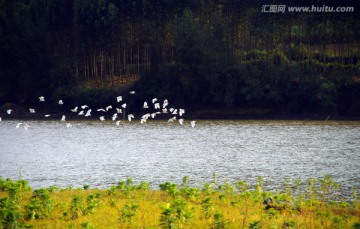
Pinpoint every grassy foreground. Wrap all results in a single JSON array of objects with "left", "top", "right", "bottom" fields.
[{"left": 0, "top": 175, "right": 359, "bottom": 229}]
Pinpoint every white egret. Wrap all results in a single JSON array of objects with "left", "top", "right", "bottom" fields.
[
  {"left": 78, "top": 111, "right": 84, "bottom": 115},
  {"left": 58, "top": 100, "right": 64, "bottom": 105},
  {"left": 106, "top": 105, "right": 112, "bottom": 111},
  {"left": 179, "top": 118, "right": 184, "bottom": 125},
  {"left": 143, "top": 102, "right": 149, "bottom": 109},
  {"left": 61, "top": 115, "right": 66, "bottom": 122},
  {"left": 99, "top": 116, "right": 105, "bottom": 121},
  {"left": 191, "top": 121, "right": 196, "bottom": 128},
  {"left": 179, "top": 109, "right": 185, "bottom": 116},
  {"left": 71, "top": 106, "right": 78, "bottom": 112},
  {"left": 142, "top": 113, "right": 150, "bottom": 120},
  {"left": 162, "top": 108, "right": 168, "bottom": 113},
  {"left": 152, "top": 98, "right": 157, "bottom": 103},
  {"left": 172, "top": 109, "right": 178, "bottom": 115},
  {"left": 97, "top": 108, "right": 106, "bottom": 112},
  {"left": 81, "top": 105, "right": 88, "bottom": 109},
  {"left": 45, "top": 114, "right": 51, "bottom": 117},
  {"left": 16, "top": 123, "right": 23, "bottom": 128},
  {"left": 116, "top": 108, "right": 122, "bottom": 113},
  {"left": 140, "top": 118, "right": 147, "bottom": 124},
  {"left": 130, "top": 91, "right": 135, "bottom": 94},
  {"left": 168, "top": 116, "right": 176, "bottom": 122},
  {"left": 151, "top": 113, "right": 157, "bottom": 119},
  {"left": 7, "top": 109, "right": 12, "bottom": 114},
  {"left": 121, "top": 103, "right": 127, "bottom": 109},
  {"left": 29, "top": 108, "right": 35, "bottom": 113},
  {"left": 128, "top": 114, "right": 134, "bottom": 121},
  {"left": 116, "top": 96, "right": 122, "bottom": 102},
  {"left": 112, "top": 113, "right": 117, "bottom": 121},
  {"left": 163, "top": 99, "right": 169, "bottom": 108},
  {"left": 154, "top": 103, "right": 160, "bottom": 109},
  {"left": 115, "top": 120, "right": 121, "bottom": 126},
  {"left": 39, "top": 96, "right": 45, "bottom": 102},
  {"left": 85, "top": 109, "right": 92, "bottom": 117}
]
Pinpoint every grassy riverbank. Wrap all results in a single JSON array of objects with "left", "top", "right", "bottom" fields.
[{"left": 1, "top": 176, "right": 359, "bottom": 228}]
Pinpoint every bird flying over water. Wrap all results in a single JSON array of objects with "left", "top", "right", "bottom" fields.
[
  {"left": 85, "top": 109, "right": 92, "bottom": 117},
  {"left": 116, "top": 96, "right": 122, "bottom": 102},
  {"left": 29, "top": 108, "right": 35, "bottom": 113},
  {"left": 39, "top": 96, "right": 45, "bottom": 102},
  {"left": 71, "top": 106, "right": 78, "bottom": 112},
  {"left": 58, "top": 100, "right": 64, "bottom": 105},
  {"left": 7, "top": 109, "right": 12, "bottom": 115}
]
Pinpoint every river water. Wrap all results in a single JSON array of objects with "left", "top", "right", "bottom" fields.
[{"left": 0, "top": 120, "right": 359, "bottom": 198}]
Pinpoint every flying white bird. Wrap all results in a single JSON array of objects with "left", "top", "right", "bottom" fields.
[
  {"left": 78, "top": 111, "right": 84, "bottom": 115},
  {"left": 66, "top": 123, "right": 72, "bottom": 128},
  {"left": 151, "top": 113, "right": 157, "bottom": 119},
  {"left": 16, "top": 123, "right": 23, "bottom": 128},
  {"left": 116, "top": 96, "right": 122, "bottom": 102},
  {"left": 61, "top": 115, "right": 66, "bottom": 122},
  {"left": 71, "top": 106, "right": 78, "bottom": 112},
  {"left": 152, "top": 98, "right": 157, "bottom": 103},
  {"left": 99, "top": 116, "right": 105, "bottom": 121},
  {"left": 128, "top": 114, "right": 134, "bottom": 121},
  {"left": 81, "top": 105, "right": 88, "bottom": 109},
  {"left": 39, "top": 96, "right": 45, "bottom": 102},
  {"left": 85, "top": 109, "right": 92, "bottom": 117},
  {"left": 29, "top": 108, "right": 35, "bottom": 113},
  {"left": 163, "top": 99, "right": 169, "bottom": 108},
  {"left": 121, "top": 103, "right": 127, "bottom": 109},
  {"left": 172, "top": 109, "right": 178, "bottom": 115},
  {"left": 7, "top": 109, "right": 12, "bottom": 115},
  {"left": 162, "top": 108, "right": 168, "bottom": 114},
  {"left": 116, "top": 108, "right": 122, "bottom": 113},
  {"left": 130, "top": 91, "right": 135, "bottom": 94},
  {"left": 24, "top": 124, "right": 29, "bottom": 130},
  {"left": 0, "top": 117, "right": 2, "bottom": 122},
  {"left": 106, "top": 105, "right": 112, "bottom": 111},
  {"left": 45, "top": 114, "right": 51, "bottom": 117},
  {"left": 179, "top": 118, "right": 184, "bottom": 125},
  {"left": 179, "top": 109, "right": 185, "bottom": 116},
  {"left": 112, "top": 113, "right": 117, "bottom": 121},
  {"left": 140, "top": 118, "right": 147, "bottom": 124},
  {"left": 115, "top": 120, "right": 121, "bottom": 126},
  {"left": 168, "top": 116, "right": 176, "bottom": 122},
  {"left": 97, "top": 108, "right": 106, "bottom": 112},
  {"left": 154, "top": 103, "right": 160, "bottom": 109},
  {"left": 191, "top": 121, "right": 196, "bottom": 128},
  {"left": 143, "top": 102, "right": 149, "bottom": 109},
  {"left": 58, "top": 100, "right": 64, "bottom": 105},
  {"left": 142, "top": 113, "right": 151, "bottom": 120}
]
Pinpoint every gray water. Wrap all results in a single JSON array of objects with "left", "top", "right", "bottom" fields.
[{"left": 0, "top": 120, "right": 359, "bottom": 198}]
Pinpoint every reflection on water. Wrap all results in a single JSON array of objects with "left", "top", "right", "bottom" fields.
[{"left": 0, "top": 120, "right": 359, "bottom": 198}]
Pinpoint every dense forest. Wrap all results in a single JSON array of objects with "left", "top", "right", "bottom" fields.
[{"left": 1, "top": 0, "right": 360, "bottom": 118}]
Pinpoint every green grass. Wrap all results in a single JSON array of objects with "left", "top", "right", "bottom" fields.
[{"left": 0, "top": 175, "right": 359, "bottom": 228}]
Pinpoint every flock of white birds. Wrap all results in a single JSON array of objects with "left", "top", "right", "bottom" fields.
[{"left": 0, "top": 91, "right": 196, "bottom": 129}]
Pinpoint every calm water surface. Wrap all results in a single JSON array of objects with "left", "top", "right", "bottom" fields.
[{"left": 0, "top": 120, "right": 359, "bottom": 198}]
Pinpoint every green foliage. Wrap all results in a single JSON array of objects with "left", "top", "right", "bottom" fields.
[
  {"left": 0, "top": 196, "right": 21, "bottom": 228},
  {"left": 25, "top": 188, "right": 53, "bottom": 220},
  {"left": 213, "top": 212, "right": 228, "bottom": 229},
  {"left": 119, "top": 202, "right": 139, "bottom": 223},
  {"left": 159, "top": 198, "right": 194, "bottom": 229},
  {"left": 160, "top": 182, "right": 180, "bottom": 198}
]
